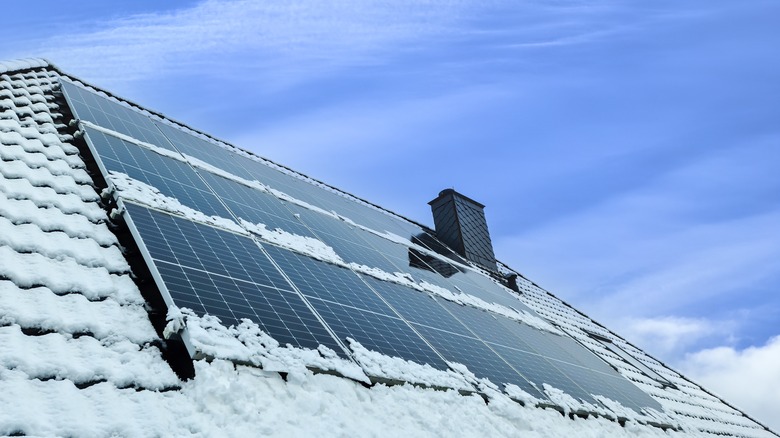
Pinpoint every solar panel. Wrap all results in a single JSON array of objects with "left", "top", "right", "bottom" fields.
[
  {"left": 412, "top": 324, "right": 546, "bottom": 399},
  {"left": 82, "top": 126, "right": 232, "bottom": 219},
  {"left": 61, "top": 80, "right": 175, "bottom": 151},
  {"left": 260, "top": 244, "right": 450, "bottom": 370},
  {"left": 360, "top": 275, "right": 550, "bottom": 400},
  {"left": 62, "top": 80, "right": 671, "bottom": 414},
  {"left": 360, "top": 275, "right": 474, "bottom": 337},
  {"left": 123, "top": 202, "right": 345, "bottom": 354},
  {"left": 197, "top": 170, "right": 317, "bottom": 238},
  {"left": 154, "top": 121, "right": 257, "bottom": 180}
]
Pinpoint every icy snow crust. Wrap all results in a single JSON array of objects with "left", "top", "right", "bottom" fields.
[
  {"left": 2, "top": 357, "right": 715, "bottom": 438},
  {"left": 0, "top": 63, "right": 774, "bottom": 436}
]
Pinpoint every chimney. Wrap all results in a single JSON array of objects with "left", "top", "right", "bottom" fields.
[{"left": 428, "top": 189, "right": 498, "bottom": 273}]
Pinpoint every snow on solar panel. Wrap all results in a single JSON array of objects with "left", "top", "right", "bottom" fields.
[{"left": 62, "top": 78, "right": 668, "bottom": 413}]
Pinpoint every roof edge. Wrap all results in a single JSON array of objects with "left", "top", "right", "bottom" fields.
[{"left": 0, "top": 58, "right": 57, "bottom": 75}]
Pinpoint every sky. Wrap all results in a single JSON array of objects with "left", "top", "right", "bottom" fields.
[{"left": 2, "top": 0, "right": 778, "bottom": 430}]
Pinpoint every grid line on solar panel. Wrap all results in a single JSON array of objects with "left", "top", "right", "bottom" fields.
[
  {"left": 282, "top": 206, "right": 408, "bottom": 274},
  {"left": 305, "top": 296, "right": 450, "bottom": 371},
  {"left": 487, "top": 343, "right": 598, "bottom": 405},
  {"left": 549, "top": 359, "right": 643, "bottom": 410},
  {"left": 82, "top": 126, "right": 233, "bottom": 219},
  {"left": 229, "top": 151, "right": 427, "bottom": 238},
  {"left": 61, "top": 80, "right": 176, "bottom": 151},
  {"left": 64, "top": 79, "right": 441, "bottom": 249},
  {"left": 257, "top": 243, "right": 462, "bottom": 372},
  {"left": 410, "top": 324, "right": 547, "bottom": 400},
  {"left": 123, "top": 202, "right": 345, "bottom": 354},
  {"left": 154, "top": 121, "right": 256, "bottom": 180},
  {"left": 196, "top": 170, "right": 318, "bottom": 238},
  {"left": 261, "top": 244, "right": 395, "bottom": 314},
  {"left": 402, "top": 287, "right": 660, "bottom": 408},
  {"left": 360, "top": 275, "right": 474, "bottom": 337}
]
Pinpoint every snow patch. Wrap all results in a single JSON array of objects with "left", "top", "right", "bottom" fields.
[
  {"left": 0, "top": 280, "right": 156, "bottom": 344},
  {"left": 107, "top": 171, "right": 246, "bottom": 235},
  {"left": 240, "top": 219, "right": 342, "bottom": 264},
  {"left": 348, "top": 338, "right": 473, "bottom": 390},
  {"left": 0, "top": 216, "right": 128, "bottom": 272},
  {"left": 0, "top": 58, "right": 50, "bottom": 74},
  {"left": 0, "top": 324, "right": 179, "bottom": 390},
  {"left": 164, "top": 307, "right": 369, "bottom": 383},
  {"left": 0, "top": 246, "right": 143, "bottom": 304}
]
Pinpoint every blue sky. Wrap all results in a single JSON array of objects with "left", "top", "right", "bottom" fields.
[{"left": 3, "top": 0, "right": 778, "bottom": 427}]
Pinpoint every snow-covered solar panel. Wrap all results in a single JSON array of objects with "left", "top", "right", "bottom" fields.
[
  {"left": 154, "top": 121, "right": 257, "bottom": 180},
  {"left": 123, "top": 202, "right": 346, "bottom": 354},
  {"left": 261, "top": 244, "right": 451, "bottom": 370},
  {"left": 82, "top": 126, "right": 232, "bottom": 219},
  {"left": 61, "top": 77, "right": 668, "bottom": 414},
  {"left": 198, "top": 170, "right": 318, "bottom": 238}
]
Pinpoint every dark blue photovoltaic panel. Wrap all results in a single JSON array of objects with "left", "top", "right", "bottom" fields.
[
  {"left": 436, "top": 298, "right": 659, "bottom": 409},
  {"left": 601, "top": 373, "right": 662, "bottom": 411},
  {"left": 412, "top": 324, "right": 546, "bottom": 399},
  {"left": 286, "top": 205, "right": 405, "bottom": 274},
  {"left": 83, "top": 126, "right": 231, "bottom": 219},
  {"left": 489, "top": 344, "right": 598, "bottom": 405},
  {"left": 232, "top": 152, "right": 421, "bottom": 237},
  {"left": 262, "top": 244, "right": 395, "bottom": 314},
  {"left": 61, "top": 80, "right": 175, "bottom": 150},
  {"left": 307, "top": 296, "right": 450, "bottom": 371},
  {"left": 154, "top": 122, "right": 256, "bottom": 180},
  {"left": 197, "top": 170, "right": 317, "bottom": 238},
  {"left": 261, "top": 244, "right": 450, "bottom": 370},
  {"left": 356, "top": 276, "right": 546, "bottom": 399},
  {"left": 450, "top": 270, "right": 539, "bottom": 314},
  {"left": 124, "top": 202, "right": 344, "bottom": 354},
  {"left": 361, "top": 275, "right": 473, "bottom": 337}
]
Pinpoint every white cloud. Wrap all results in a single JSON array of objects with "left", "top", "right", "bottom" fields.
[
  {"left": 679, "top": 336, "right": 780, "bottom": 433},
  {"left": 617, "top": 316, "right": 734, "bottom": 359},
  {"left": 14, "top": 0, "right": 468, "bottom": 85},
  {"left": 4, "top": 0, "right": 651, "bottom": 90}
]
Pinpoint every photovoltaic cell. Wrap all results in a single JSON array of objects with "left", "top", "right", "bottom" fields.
[
  {"left": 361, "top": 275, "right": 474, "bottom": 337},
  {"left": 123, "top": 202, "right": 344, "bottom": 354},
  {"left": 82, "top": 126, "right": 232, "bottom": 219},
  {"left": 61, "top": 80, "right": 175, "bottom": 151},
  {"left": 262, "top": 244, "right": 395, "bottom": 315},
  {"left": 154, "top": 121, "right": 256, "bottom": 180},
  {"left": 412, "top": 324, "right": 546, "bottom": 399},
  {"left": 197, "top": 170, "right": 317, "bottom": 238},
  {"left": 489, "top": 344, "right": 597, "bottom": 405},
  {"left": 308, "top": 297, "right": 450, "bottom": 370},
  {"left": 261, "top": 244, "right": 451, "bottom": 370},
  {"left": 432, "top": 296, "right": 658, "bottom": 408}
]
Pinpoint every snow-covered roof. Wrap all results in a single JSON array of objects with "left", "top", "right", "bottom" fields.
[{"left": 0, "top": 59, "right": 776, "bottom": 437}]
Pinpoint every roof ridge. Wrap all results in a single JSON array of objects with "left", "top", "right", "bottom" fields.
[{"left": 0, "top": 58, "right": 55, "bottom": 75}]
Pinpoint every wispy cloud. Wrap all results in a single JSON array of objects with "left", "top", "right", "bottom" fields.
[
  {"left": 11, "top": 0, "right": 466, "bottom": 85},
  {"left": 3, "top": 0, "right": 652, "bottom": 90}
]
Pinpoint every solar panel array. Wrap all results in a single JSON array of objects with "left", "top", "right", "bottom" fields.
[{"left": 61, "top": 79, "right": 663, "bottom": 413}]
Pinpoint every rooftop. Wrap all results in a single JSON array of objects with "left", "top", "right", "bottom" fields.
[{"left": 0, "top": 59, "right": 776, "bottom": 437}]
